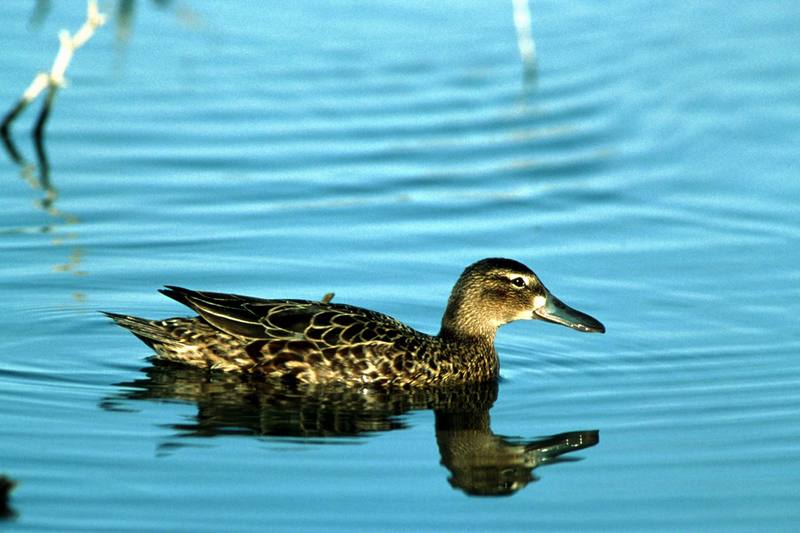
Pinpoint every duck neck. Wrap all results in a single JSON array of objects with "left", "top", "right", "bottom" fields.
[
  {"left": 436, "top": 325, "right": 499, "bottom": 380},
  {"left": 438, "top": 321, "right": 497, "bottom": 346},
  {"left": 438, "top": 301, "right": 499, "bottom": 345}
]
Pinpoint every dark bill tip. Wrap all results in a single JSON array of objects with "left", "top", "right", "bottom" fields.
[{"left": 534, "top": 292, "right": 605, "bottom": 334}]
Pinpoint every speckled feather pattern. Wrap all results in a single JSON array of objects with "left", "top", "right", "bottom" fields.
[
  {"left": 105, "top": 258, "right": 603, "bottom": 387},
  {"left": 106, "top": 298, "right": 496, "bottom": 386}
]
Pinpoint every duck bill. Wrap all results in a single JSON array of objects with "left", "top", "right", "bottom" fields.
[{"left": 533, "top": 291, "right": 605, "bottom": 333}]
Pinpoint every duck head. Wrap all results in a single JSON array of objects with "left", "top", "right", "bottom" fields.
[{"left": 439, "top": 258, "right": 605, "bottom": 340}]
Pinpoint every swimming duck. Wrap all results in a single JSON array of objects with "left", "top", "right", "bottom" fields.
[{"left": 105, "top": 258, "right": 604, "bottom": 387}]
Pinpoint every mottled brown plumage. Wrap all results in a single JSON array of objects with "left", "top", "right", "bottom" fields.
[{"left": 105, "top": 258, "right": 604, "bottom": 386}]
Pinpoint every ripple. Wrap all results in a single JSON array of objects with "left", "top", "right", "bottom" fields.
[{"left": 1, "top": 0, "right": 799, "bottom": 530}]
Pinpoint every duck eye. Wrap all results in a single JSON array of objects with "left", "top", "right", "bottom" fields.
[{"left": 510, "top": 277, "right": 526, "bottom": 288}]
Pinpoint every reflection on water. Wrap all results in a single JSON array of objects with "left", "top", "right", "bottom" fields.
[
  {"left": 102, "top": 364, "right": 598, "bottom": 497},
  {"left": 1, "top": 0, "right": 795, "bottom": 527},
  {"left": 0, "top": 475, "right": 17, "bottom": 521},
  {"left": 1, "top": 2, "right": 94, "bottom": 282},
  {"left": 436, "top": 416, "right": 597, "bottom": 497},
  {"left": 27, "top": 0, "right": 201, "bottom": 45},
  {"left": 2, "top": 118, "right": 85, "bottom": 278}
]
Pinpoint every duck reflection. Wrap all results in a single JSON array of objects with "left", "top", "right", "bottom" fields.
[
  {"left": 102, "top": 364, "right": 598, "bottom": 496},
  {"left": 436, "top": 413, "right": 597, "bottom": 496}
]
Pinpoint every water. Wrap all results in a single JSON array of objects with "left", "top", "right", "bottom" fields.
[{"left": 1, "top": 1, "right": 799, "bottom": 531}]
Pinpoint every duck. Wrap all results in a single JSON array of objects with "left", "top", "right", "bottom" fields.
[{"left": 104, "top": 258, "right": 604, "bottom": 387}]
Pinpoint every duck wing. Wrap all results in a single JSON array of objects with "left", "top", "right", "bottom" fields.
[{"left": 159, "top": 286, "right": 416, "bottom": 346}]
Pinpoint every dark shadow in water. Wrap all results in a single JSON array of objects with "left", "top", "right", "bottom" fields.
[
  {"left": 0, "top": 475, "right": 18, "bottom": 521},
  {"left": 101, "top": 363, "right": 598, "bottom": 497}
]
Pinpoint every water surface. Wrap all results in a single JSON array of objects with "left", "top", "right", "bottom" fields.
[{"left": 1, "top": 1, "right": 799, "bottom": 531}]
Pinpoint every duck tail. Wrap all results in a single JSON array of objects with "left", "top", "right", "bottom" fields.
[{"left": 101, "top": 311, "right": 172, "bottom": 348}]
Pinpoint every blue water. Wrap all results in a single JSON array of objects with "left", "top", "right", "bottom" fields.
[{"left": 1, "top": 1, "right": 799, "bottom": 531}]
